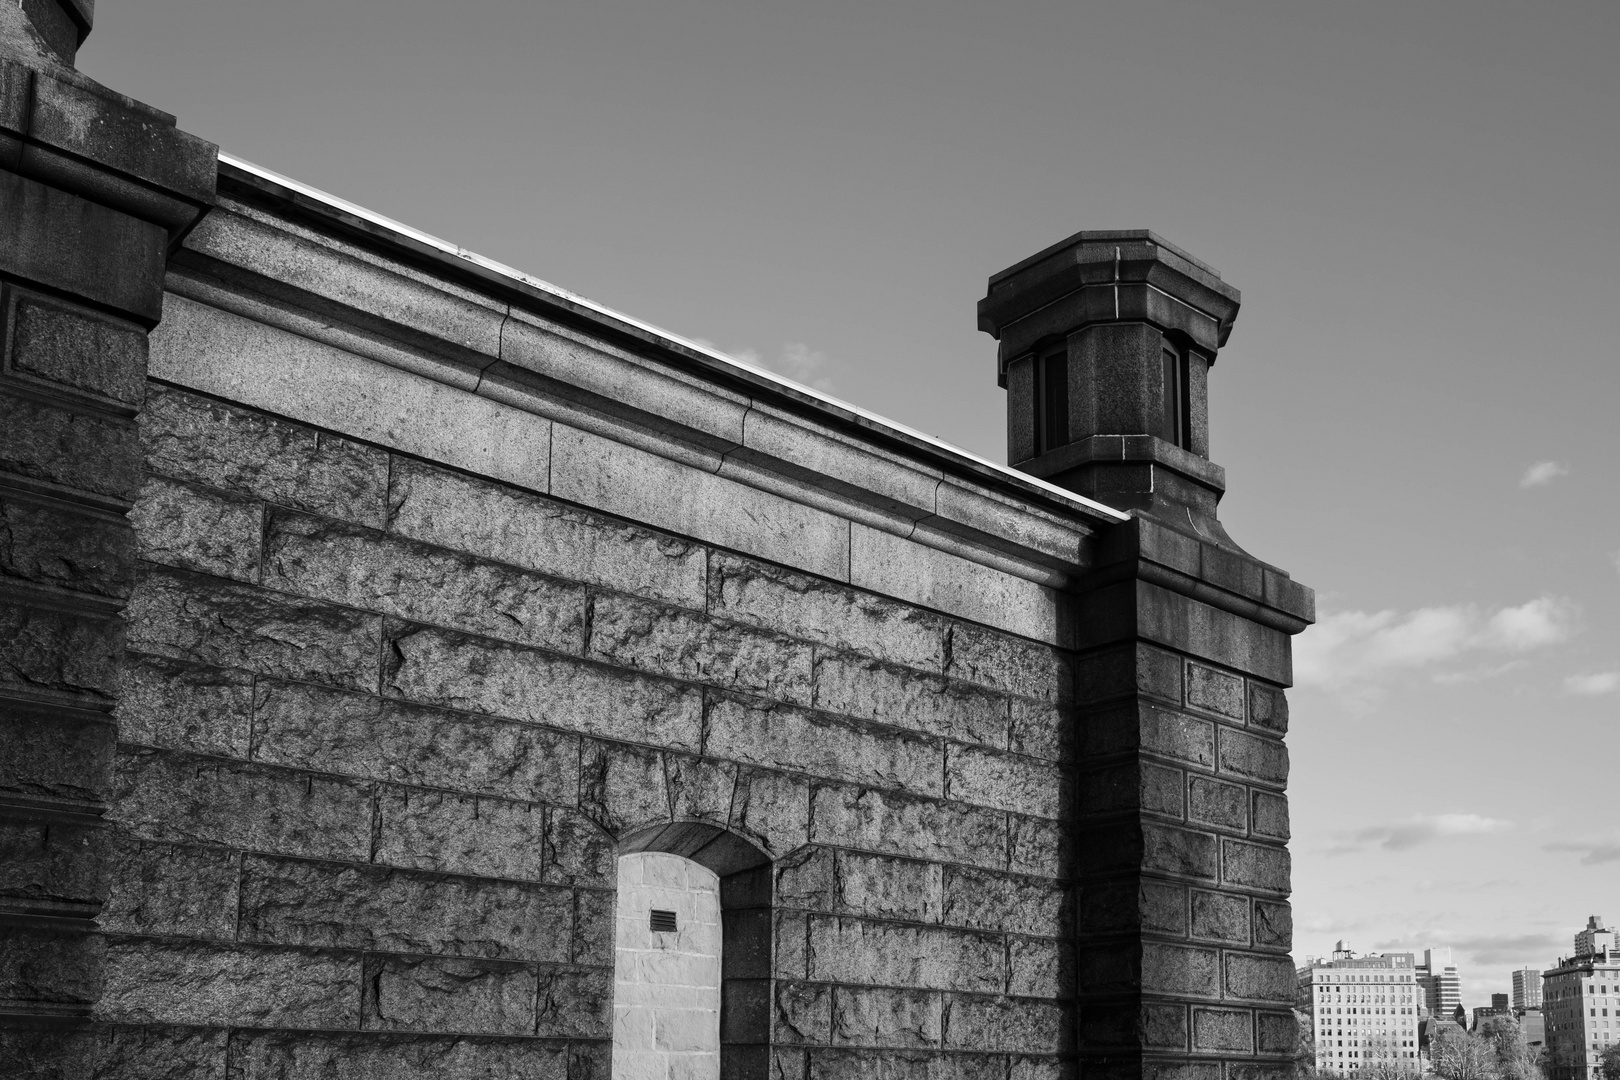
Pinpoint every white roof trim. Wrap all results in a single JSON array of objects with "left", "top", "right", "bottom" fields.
[{"left": 216, "top": 150, "right": 1130, "bottom": 524}]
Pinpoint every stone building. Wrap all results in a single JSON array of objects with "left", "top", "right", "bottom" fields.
[
  {"left": 1544, "top": 918, "right": 1620, "bottom": 1080},
  {"left": 0, "top": 4, "right": 1312, "bottom": 1079},
  {"left": 1297, "top": 944, "right": 1422, "bottom": 1073}
]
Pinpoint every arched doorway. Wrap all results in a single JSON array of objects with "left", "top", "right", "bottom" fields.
[{"left": 612, "top": 822, "right": 773, "bottom": 1080}]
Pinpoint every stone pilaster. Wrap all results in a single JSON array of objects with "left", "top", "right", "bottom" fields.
[
  {"left": 0, "top": 3, "right": 215, "bottom": 1070},
  {"left": 981, "top": 231, "right": 1314, "bottom": 1080}
]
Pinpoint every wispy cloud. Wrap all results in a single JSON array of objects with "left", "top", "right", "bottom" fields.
[
  {"left": 1328, "top": 813, "right": 1512, "bottom": 855},
  {"left": 1520, "top": 461, "right": 1570, "bottom": 487},
  {"left": 1546, "top": 838, "right": 1620, "bottom": 866},
  {"left": 1441, "top": 932, "right": 1565, "bottom": 966},
  {"left": 734, "top": 342, "right": 839, "bottom": 393},
  {"left": 1294, "top": 596, "right": 1580, "bottom": 704},
  {"left": 1566, "top": 671, "right": 1620, "bottom": 696}
]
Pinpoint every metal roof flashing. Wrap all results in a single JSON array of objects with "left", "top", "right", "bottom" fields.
[{"left": 213, "top": 151, "right": 1130, "bottom": 529}]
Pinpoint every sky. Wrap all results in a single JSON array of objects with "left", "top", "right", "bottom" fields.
[{"left": 79, "top": 0, "right": 1619, "bottom": 1008}]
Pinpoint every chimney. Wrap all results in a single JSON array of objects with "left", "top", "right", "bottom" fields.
[
  {"left": 978, "top": 230, "right": 1242, "bottom": 545},
  {"left": 3, "top": 0, "right": 94, "bottom": 66}
]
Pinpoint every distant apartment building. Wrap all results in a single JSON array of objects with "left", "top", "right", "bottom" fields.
[
  {"left": 1544, "top": 916, "right": 1620, "bottom": 1080},
  {"left": 1473, "top": 996, "right": 1512, "bottom": 1030},
  {"left": 1517, "top": 967, "right": 1548, "bottom": 1010},
  {"left": 1299, "top": 942, "right": 1423, "bottom": 1073},
  {"left": 1417, "top": 947, "right": 1462, "bottom": 1017}
]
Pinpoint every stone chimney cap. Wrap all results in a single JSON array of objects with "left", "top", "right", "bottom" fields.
[{"left": 978, "top": 229, "right": 1242, "bottom": 349}]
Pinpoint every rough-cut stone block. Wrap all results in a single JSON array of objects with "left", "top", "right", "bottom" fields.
[
  {"left": 807, "top": 1048, "right": 1008, "bottom": 1080},
  {"left": 1193, "top": 1008, "right": 1254, "bottom": 1052},
  {"left": 1142, "top": 824, "right": 1218, "bottom": 880},
  {"left": 551, "top": 424, "right": 848, "bottom": 583},
  {"left": 1221, "top": 840, "right": 1290, "bottom": 894},
  {"left": 99, "top": 939, "right": 361, "bottom": 1027},
  {"left": 707, "top": 696, "right": 942, "bottom": 797},
  {"left": 0, "top": 923, "right": 103, "bottom": 1006},
  {"left": 1189, "top": 890, "right": 1251, "bottom": 945},
  {"left": 807, "top": 916, "right": 1003, "bottom": 994},
  {"left": 1224, "top": 953, "right": 1295, "bottom": 1003},
  {"left": 1073, "top": 643, "right": 1184, "bottom": 706},
  {"left": 384, "top": 623, "right": 701, "bottom": 752},
  {"left": 814, "top": 653, "right": 1009, "bottom": 750},
  {"left": 374, "top": 787, "right": 545, "bottom": 881},
  {"left": 831, "top": 986, "right": 942, "bottom": 1047},
  {"left": 1247, "top": 682, "right": 1288, "bottom": 734},
  {"left": 117, "top": 653, "right": 253, "bottom": 758},
  {"left": 1140, "top": 943, "right": 1220, "bottom": 998},
  {"left": 388, "top": 457, "right": 705, "bottom": 609},
  {"left": 1250, "top": 792, "right": 1288, "bottom": 840},
  {"left": 363, "top": 955, "right": 537, "bottom": 1035},
  {"left": 149, "top": 297, "right": 550, "bottom": 496},
  {"left": 1253, "top": 901, "right": 1291, "bottom": 949},
  {"left": 730, "top": 766, "right": 810, "bottom": 858},
  {"left": 579, "top": 739, "right": 668, "bottom": 835},
  {"left": 535, "top": 967, "right": 612, "bottom": 1039},
  {"left": 810, "top": 785, "right": 1005, "bottom": 872},
  {"left": 1185, "top": 663, "right": 1245, "bottom": 721},
  {"left": 125, "top": 567, "right": 381, "bottom": 690},
  {"left": 946, "top": 622, "right": 1072, "bottom": 704},
  {"left": 142, "top": 383, "right": 389, "bottom": 529},
  {"left": 850, "top": 524, "right": 1061, "bottom": 646},
  {"left": 1079, "top": 704, "right": 1194, "bottom": 772},
  {"left": 0, "top": 392, "right": 141, "bottom": 501},
  {"left": 131, "top": 475, "right": 263, "bottom": 582},
  {"left": 228, "top": 1030, "right": 571, "bottom": 1080},
  {"left": 1008, "top": 701, "right": 1073, "bottom": 764},
  {"left": 590, "top": 595, "right": 813, "bottom": 706},
  {"left": 666, "top": 753, "right": 736, "bottom": 826},
  {"left": 1009, "top": 937, "right": 1075, "bottom": 998},
  {"left": 572, "top": 888, "right": 615, "bottom": 966},
  {"left": 942, "top": 996, "right": 1069, "bottom": 1054},
  {"left": 0, "top": 493, "right": 132, "bottom": 599},
  {"left": 945, "top": 746, "right": 1066, "bottom": 820},
  {"left": 1256, "top": 1011, "right": 1297, "bottom": 1054},
  {"left": 1187, "top": 777, "right": 1248, "bottom": 833},
  {"left": 0, "top": 816, "right": 103, "bottom": 911},
  {"left": 1080, "top": 878, "right": 1186, "bottom": 938},
  {"left": 773, "top": 980, "right": 833, "bottom": 1044},
  {"left": 239, "top": 854, "right": 570, "bottom": 961},
  {"left": 0, "top": 705, "right": 112, "bottom": 804},
  {"left": 538, "top": 808, "right": 612, "bottom": 891},
  {"left": 9, "top": 294, "right": 147, "bottom": 404},
  {"left": 942, "top": 867, "right": 1068, "bottom": 937},
  {"left": 1008, "top": 815, "right": 1072, "bottom": 880},
  {"left": 1081, "top": 761, "right": 1183, "bottom": 820},
  {"left": 251, "top": 678, "right": 578, "bottom": 805},
  {"left": 101, "top": 838, "right": 238, "bottom": 939},
  {"left": 834, "top": 851, "right": 943, "bottom": 924},
  {"left": 708, "top": 552, "right": 946, "bottom": 672},
  {"left": 112, "top": 749, "right": 373, "bottom": 862},
  {"left": 265, "top": 509, "right": 585, "bottom": 652},
  {"left": 0, "top": 600, "right": 120, "bottom": 703},
  {"left": 1217, "top": 728, "right": 1288, "bottom": 787}
]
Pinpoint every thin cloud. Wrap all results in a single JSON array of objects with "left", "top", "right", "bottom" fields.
[
  {"left": 1295, "top": 596, "right": 1580, "bottom": 704},
  {"left": 1520, "top": 461, "right": 1570, "bottom": 487},
  {"left": 1546, "top": 838, "right": 1620, "bottom": 866},
  {"left": 1566, "top": 671, "right": 1620, "bottom": 696},
  {"left": 735, "top": 342, "right": 839, "bottom": 393},
  {"left": 1329, "top": 813, "right": 1512, "bottom": 855}
]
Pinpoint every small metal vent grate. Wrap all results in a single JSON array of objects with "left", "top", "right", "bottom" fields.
[{"left": 649, "top": 909, "right": 677, "bottom": 933}]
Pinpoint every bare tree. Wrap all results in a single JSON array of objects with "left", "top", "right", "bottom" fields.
[
  {"left": 1597, "top": 1043, "right": 1620, "bottom": 1080},
  {"left": 1431, "top": 1025, "right": 1503, "bottom": 1080}
]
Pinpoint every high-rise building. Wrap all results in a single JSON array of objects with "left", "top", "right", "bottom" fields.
[
  {"left": 1516, "top": 967, "right": 1547, "bottom": 1010},
  {"left": 1544, "top": 916, "right": 1620, "bottom": 1080},
  {"left": 1416, "top": 947, "right": 1462, "bottom": 1017},
  {"left": 1298, "top": 942, "right": 1423, "bottom": 1073}
]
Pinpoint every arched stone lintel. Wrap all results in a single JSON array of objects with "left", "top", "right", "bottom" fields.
[{"left": 619, "top": 819, "right": 772, "bottom": 879}]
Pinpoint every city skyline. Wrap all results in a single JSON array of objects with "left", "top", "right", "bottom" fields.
[{"left": 77, "top": 0, "right": 1620, "bottom": 1014}]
